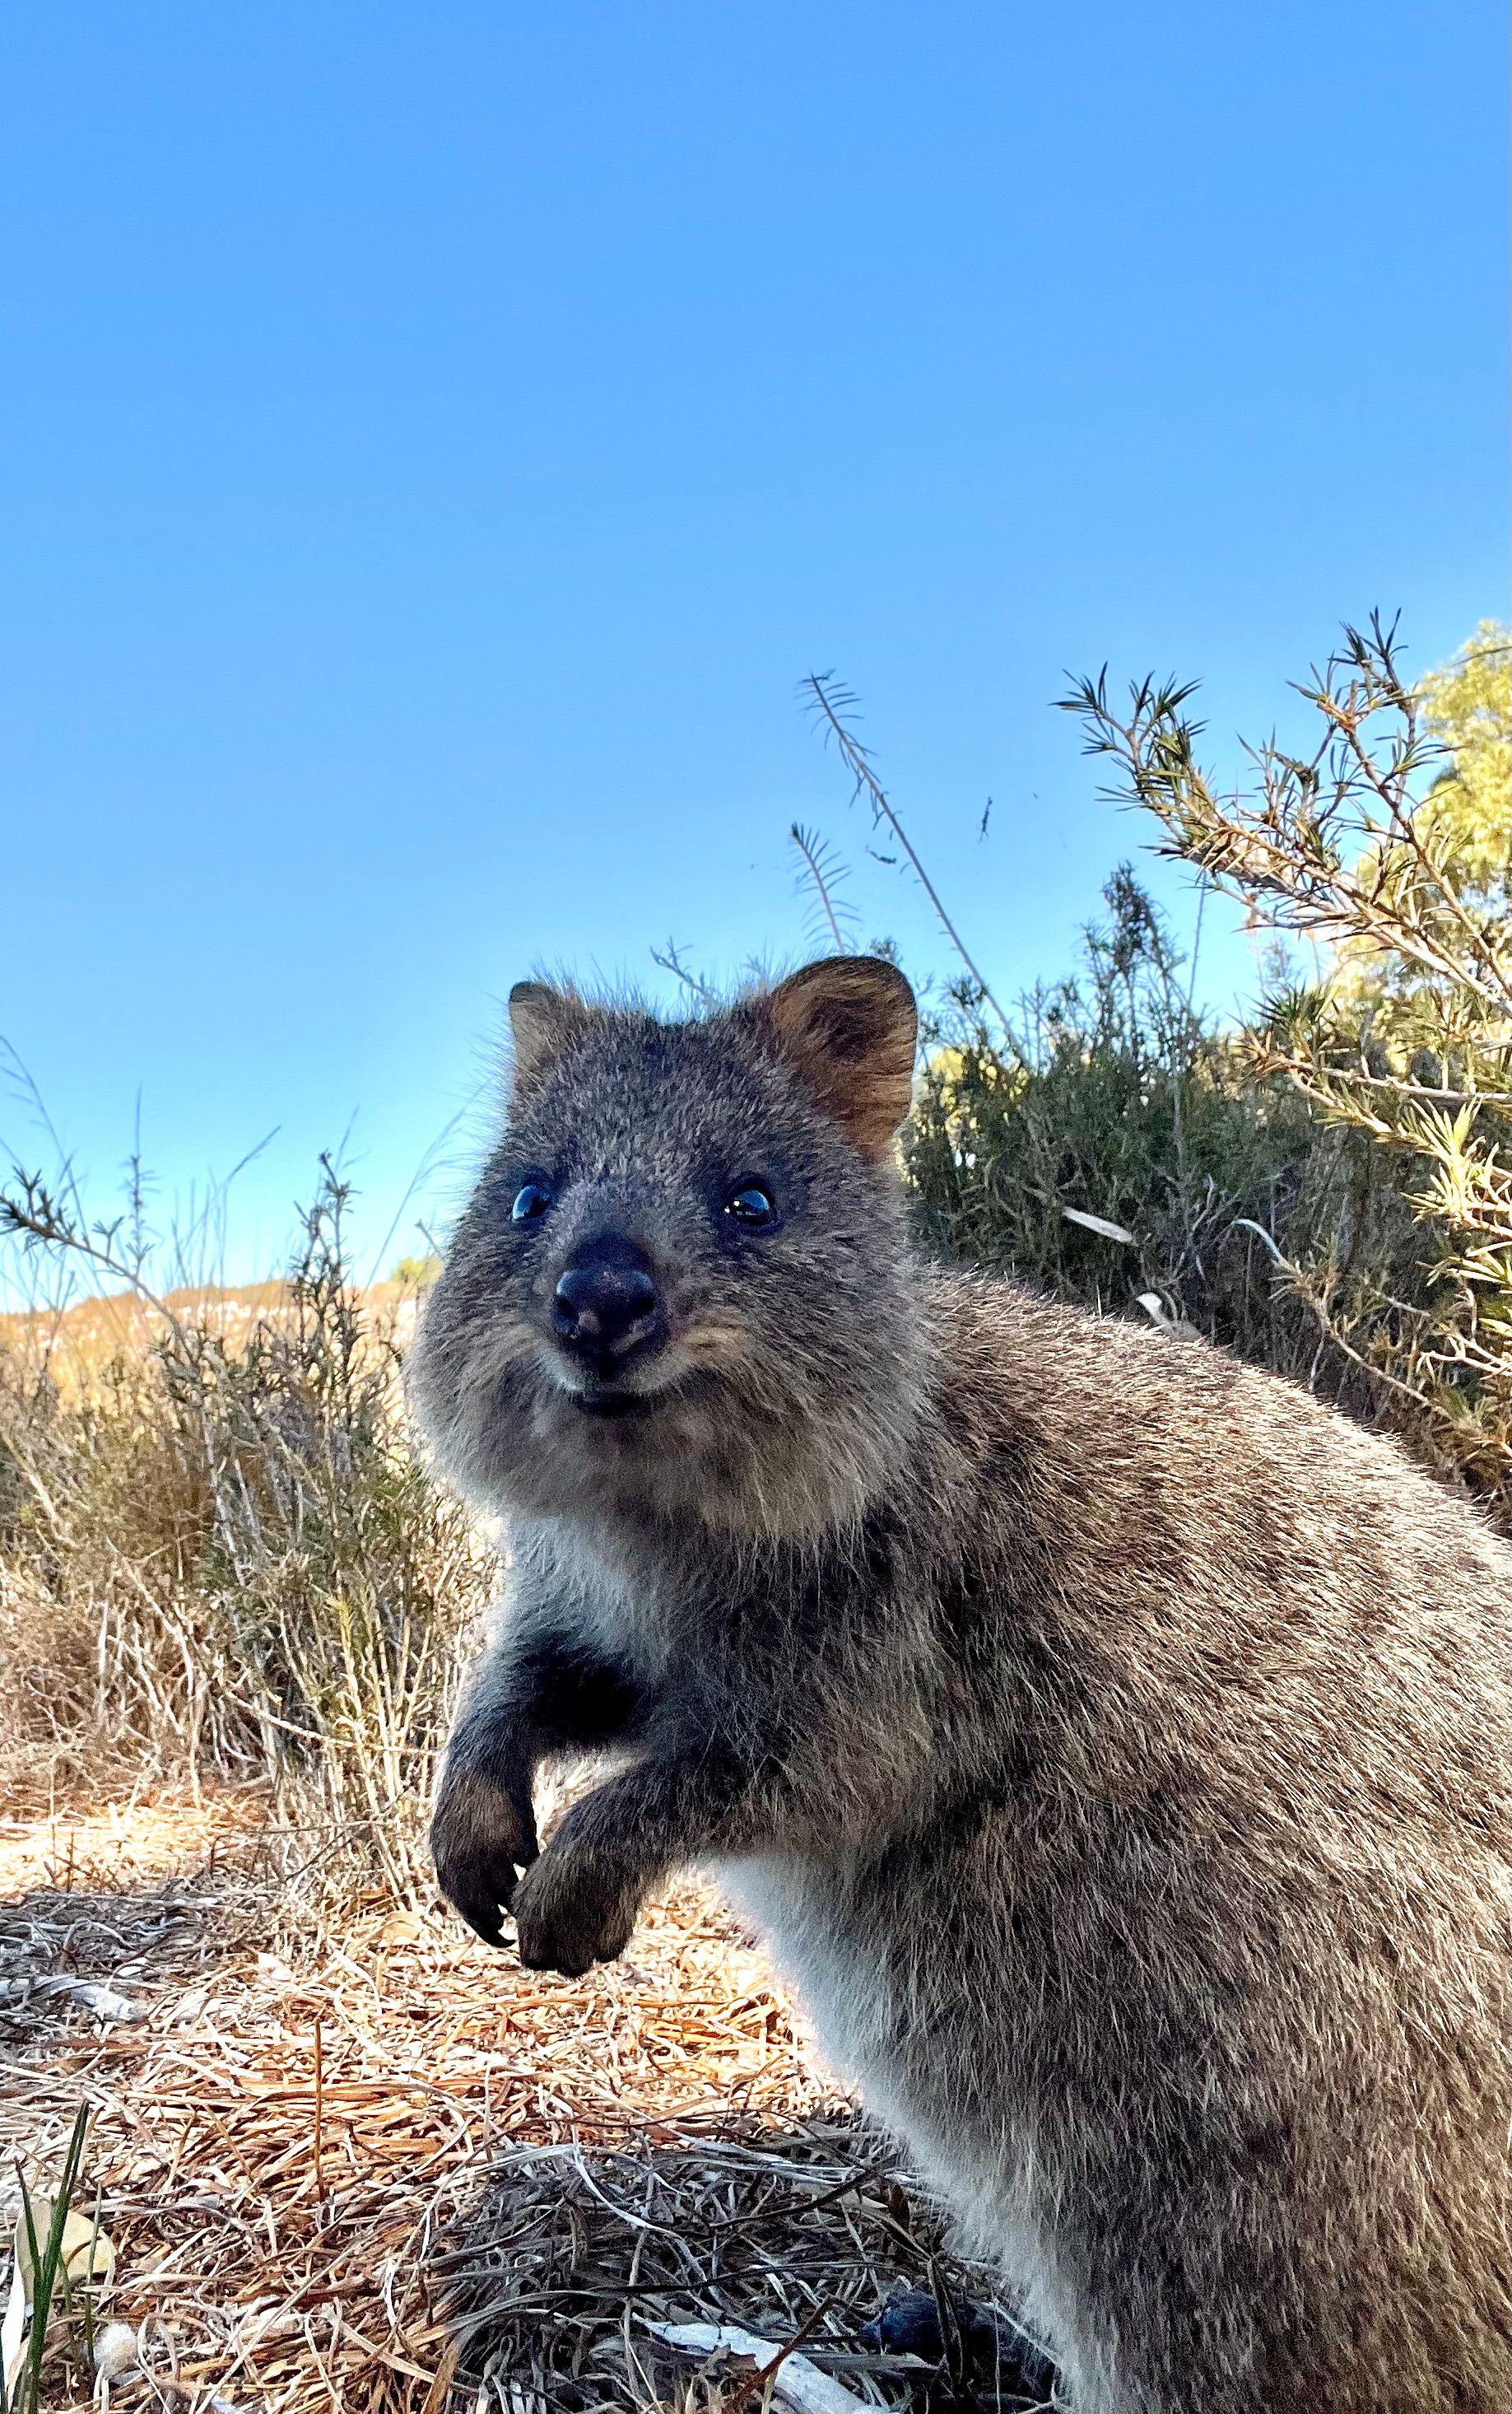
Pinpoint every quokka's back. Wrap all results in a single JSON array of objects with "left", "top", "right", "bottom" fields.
[{"left": 411, "top": 956, "right": 1511, "bottom": 2414}]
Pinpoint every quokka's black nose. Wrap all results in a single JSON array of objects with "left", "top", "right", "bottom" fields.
[{"left": 551, "top": 1235, "right": 666, "bottom": 1377}]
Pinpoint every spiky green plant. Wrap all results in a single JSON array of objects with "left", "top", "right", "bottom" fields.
[{"left": 9, "top": 2108, "right": 96, "bottom": 2414}]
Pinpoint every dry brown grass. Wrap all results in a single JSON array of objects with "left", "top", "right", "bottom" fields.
[
  {"left": 0, "top": 1173, "right": 491, "bottom": 1906},
  {"left": 2, "top": 1787, "right": 1040, "bottom": 2414},
  {"left": 0, "top": 1284, "right": 331, "bottom": 1390}
]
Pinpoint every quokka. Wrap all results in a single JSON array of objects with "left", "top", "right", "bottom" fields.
[{"left": 409, "top": 956, "right": 1510, "bottom": 2414}]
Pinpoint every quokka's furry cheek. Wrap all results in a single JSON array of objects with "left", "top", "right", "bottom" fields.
[
  {"left": 409, "top": 1307, "right": 573, "bottom": 1509},
  {"left": 676, "top": 1316, "right": 761, "bottom": 1374}
]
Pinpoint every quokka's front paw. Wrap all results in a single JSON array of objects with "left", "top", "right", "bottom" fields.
[
  {"left": 431, "top": 1766, "right": 539, "bottom": 1948},
  {"left": 510, "top": 1840, "right": 640, "bottom": 1979}
]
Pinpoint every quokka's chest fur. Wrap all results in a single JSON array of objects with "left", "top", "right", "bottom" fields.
[{"left": 715, "top": 1838, "right": 1103, "bottom": 2399}]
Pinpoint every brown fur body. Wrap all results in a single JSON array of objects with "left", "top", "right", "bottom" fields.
[{"left": 411, "top": 962, "right": 1510, "bottom": 2413}]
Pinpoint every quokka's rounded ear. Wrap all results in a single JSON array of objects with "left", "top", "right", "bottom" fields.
[
  {"left": 758, "top": 956, "right": 918, "bottom": 1160},
  {"left": 507, "top": 981, "right": 591, "bottom": 1084}
]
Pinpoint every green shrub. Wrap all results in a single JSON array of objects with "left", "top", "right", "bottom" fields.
[
  {"left": 905, "top": 868, "right": 1403, "bottom": 1424},
  {"left": 1061, "top": 617, "right": 1510, "bottom": 1515}
]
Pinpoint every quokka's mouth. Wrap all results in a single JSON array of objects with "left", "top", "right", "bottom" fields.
[{"left": 573, "top": 1386, "right": 654, "bottom": 1420}]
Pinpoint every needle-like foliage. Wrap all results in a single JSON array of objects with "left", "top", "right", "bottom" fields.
[
  {"left": 1059, "top": 617, "right": 1510, "bottom": 1511},
  {"left": 905, "top": 869, "right": 1386, "bottom": 1404},
  {"left": 789, "top": 823, "right": 858, "bottom": 956}
]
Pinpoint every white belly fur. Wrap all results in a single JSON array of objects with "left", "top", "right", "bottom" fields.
[{"left": 715, "top": 1852, "right": 1114, "bottom": 2409}]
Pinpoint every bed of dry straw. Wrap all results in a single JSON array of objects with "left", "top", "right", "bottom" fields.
[{"left": 1, "top": 1786, "right": 1047, "bottom": 2414}]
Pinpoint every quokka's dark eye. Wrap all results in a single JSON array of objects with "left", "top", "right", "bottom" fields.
[
  {"left": 510, "top": 1173, "right": 555, "bottom": 1226},
  {"left": 723, "top": 1180, "right": 779, "bottom": 1231}
]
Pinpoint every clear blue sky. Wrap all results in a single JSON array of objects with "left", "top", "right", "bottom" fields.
[{"left": 3, "top": 1, "right": 1506, "bottom": 1289}]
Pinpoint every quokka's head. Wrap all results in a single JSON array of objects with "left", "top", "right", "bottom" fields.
[{"left": 407, "top": 956, "right": 928, "bottom": 1538}]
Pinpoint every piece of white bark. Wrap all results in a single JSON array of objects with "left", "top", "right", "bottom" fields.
[{"left": 643, "top": 2319, "right": 867, "bottom": 2414}]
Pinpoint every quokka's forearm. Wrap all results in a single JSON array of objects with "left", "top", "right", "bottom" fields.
[
  {"left": 543, "top": 1764, "right": 749, "bottom": 1903},
  {"left": 433, "top": 1621, "right": 650, "bottom": 1947},
  {"left": 503, "top": 1727, "right": 793, "bottom": 1975},
  {"left": 554, "top": 1716, "right": 832, "bottom": 1881},
  {"left": 449, "top": 1623, "right": 649, "bottom": 1778}
]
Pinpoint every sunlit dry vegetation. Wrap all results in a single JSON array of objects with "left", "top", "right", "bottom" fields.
[{"left": 0, "top": 1170, "right": 487, "bottom": 1899}]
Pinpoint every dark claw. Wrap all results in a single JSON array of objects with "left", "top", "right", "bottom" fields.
[
  {"left": 451, "top": 1892, "right": 505, "bottom": 1949},
  {"left": 435, "top": 1838, "right": 534, "bottom": 1947},
  {"left": 430, "top": 1766, "right": 540, "bottom": 1947}
]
